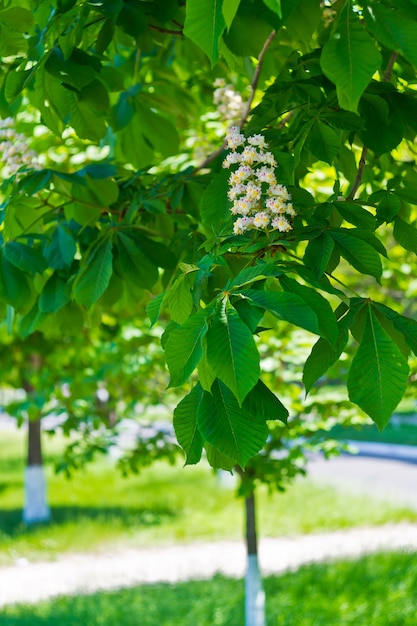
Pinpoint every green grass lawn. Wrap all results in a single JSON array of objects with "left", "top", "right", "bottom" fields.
[
  {"left": 1, "top": 550, "right": 416, "bottom": 625},
  {"left": 328, "top": 417, "right": 417, "bottom": 446},
  {"left": 1, "top": 428, "right": 417, "bottom": 567}
]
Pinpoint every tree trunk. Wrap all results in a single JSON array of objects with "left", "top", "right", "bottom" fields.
[
  {"left": 244, "top": 490, "right": 266, "bottom": 626},
  {"left": 23, "top": 417, "right": 50, "bottom": 525}
]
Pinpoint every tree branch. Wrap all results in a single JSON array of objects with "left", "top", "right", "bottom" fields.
[
  {"left": 238, "top": 30, "right": 276, "bottom": 128},
  {"left": 347, "top": 51, "right": 398, "bottom": 200},
  {"left": 196, "top": 30, "right": 276, "bottom": 172},
  {"left": 347, "top": 146, "right": 368, "bottom": 201},
  {"left": 148, "top": 23, "right": 183, "bottom": 36}
]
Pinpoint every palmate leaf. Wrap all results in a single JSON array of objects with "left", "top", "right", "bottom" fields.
[
  {"left": 184, "top": 0, "right": 226, "bottom": 66},
  {"left": 320, "top": 6, "right": 382, "bottom": 112},
  {"left": 206, "top": 300, "right": 260, "bottom": 405},
  {"left": 39, "top": 273, "right": 70, "bottom": 313},
  {"left": 303, "top": 331, "right": 348, "bottom": 393},
  {"left": 303, "top": 233, "right": 335, "bottom": 278},
  {"left": 73, "top": 237, "right": 113, "bottom": 308},
  {"left": 374, "top": 303, "right": 417, "bottom": 356},
  {"left": 241, "top": 289, "right": 321, "bottom": 336},
  {"left": 3, "top": 242, "right": 47, "bottom": 275},
  {"left": 393, "top": 217, "right": 417, "bottom": 253},
  {"left": 165, "top": 309, "right": 209, "bottom": 387},
  {"left": 242, "top": 379, "right": 288, "bottom": 424},
  {"left": 330, "top": 228, "right": 382, "bottom": 282},
  {"left": 306, "top": 120, "right": 341, "bottom": 165},
  {"left": 280, "top": 275, "right": 339, "bottom": 344},
  {"left": 197, "top": 380, "right": 269, "bottom": 467},
  {"left": 0, "top": 251, "right": 33, "bottom": 310},
  {"left": 363, "top": 4, "right": 417, "bottom": 67},
  {"left": 347, "top": 307, "right": 409, "bottom": 429},
  {"left": 173, "top": 383, "right": 205, "bottom": 465}
]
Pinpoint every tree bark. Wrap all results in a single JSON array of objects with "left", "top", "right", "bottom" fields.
[
  {"left": 244, "top": 491, "right": 266, "bottom": 626},
  {"left": 23, "top": 373, "right": 51, "bottom": 525}
]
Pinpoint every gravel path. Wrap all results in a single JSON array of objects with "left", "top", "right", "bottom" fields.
[{"left": 2, "top": 523, "right": 417, "bottom": 607}]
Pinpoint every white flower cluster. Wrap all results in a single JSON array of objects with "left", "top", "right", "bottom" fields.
[
  {"left": 0, "top": 117, "right": 40, "bottom": 176},
  {"left": 223, "top": 126, "right": 295, "bottom": 236},
  {"left": 213, "top": 78, "right": 246, "bottom": 123}
]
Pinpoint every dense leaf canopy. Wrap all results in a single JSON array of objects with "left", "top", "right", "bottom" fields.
[{"left": 1, "top": 0, "right": 417, "bottom": 468}]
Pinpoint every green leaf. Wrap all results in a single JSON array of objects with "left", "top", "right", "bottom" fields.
[
  {"left": 0, "top": 25, "right": 27, "bottom": 56},
  {"left": 206, "top": 300, "right": 260, "bottom": 405},
  {"left": 280, "top": 275, "right": 339, "bottom": 344},
  {"left": 173, "top": 384, "right": 205, "bottom": 465},
  {"left": 146, "top": 292, "right": 165, "bottom": 327},
  {"left": 242, "top": 379, "right": 288, "bottom": 423},
  {"left": 373, "top": 303, "right": 417, "bottom": 357},
  {"left": 303, "top": 332, "right": 348, "bottom": 393},
  {"left": 393, "top": 216, "right": 417, "bottom": 253},
  {"left": 230, "top": 263, "right": 284, "bottom": 289},
  {"left": 18, "top": 302, "right": 46, "bottom": 338},
  {"left": 199, "top": 170, "right": 232, "bottom": 232},
  {"left": 39, "top": 273, "right": 70, "bottom": 313},
  {"left": 197, "top": 379, "right": 269, "bottom": 467},
  {"left": 166, "top": 275, "right": 194, "bottom": 324},
  {"left": 136, "top": 101, "right": 179, "bottom": 158},
  {"left": 262, "top": 0, "right": 282, "bottom": 18},
  {"left": 0, "top": 251, "right": 32, "bottom": 310},
  {"left": 113, "top": 232, "right": 159, "bottom": 290},
  {"left": 303, "top": 233, "right": 335, "bottom": 279},
  {"left": 375, "top": 192, "right": 401, "bottom": 224},
  {"left": 334, "top": 202, "right": 376, "bottom": 230},
  {"left": 3, "top": 243, "right": 47, "bottom": 275},
  {"left": 330, "top": 228, "right": 382, "bottom": 281},
  {"left": 347, "top": 307, "right": 409, "bottom": 429},
  {"left": 241, "top": 289, "right": 321, "bottom": 336},
  {"left": 0, "top": 7, "right": 33, "bottom": 31},
  {"left": 222, "top": 0, "right": 241, "bottom": 28},
  {"left": 233, "top": 298, "right": 264, "bottom": 333},
  {"left": 306, "top": 120, "right": 341, "bottom": 165},
  {"left": 184, "top": 0, "right": 226, "bottom": 66},
  {"left": 198, "top": 355, "right": 216, "bottom": 392},
  {"left": 73, "top": 238, "right": 113, "bottom": 308},
  {"left": 44, "top": 224, "right": 76, "bottom": 270},
  {"left": 204, "top": 442, "right": 236, "bottom": 471},
  {"left": 165, "top": 309, "right": 209, "bottom": 387},
  {"left": 320, "top": 7, "right": 382, "bottom": 112},
  {"left": 363, "top": 4, "right": 417, "bottom": 67}
]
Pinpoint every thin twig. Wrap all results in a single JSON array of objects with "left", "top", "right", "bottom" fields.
[
  {"left": 238, "top": 30, "right": 277, "bottom": 128},
  {"left": 148, "top": 24, "right": 183, "bottom": 36},
  {"left": 347, "top": 146, "right": 368, "bottom": 200},
  {"left": 347, "top": 51, "right": 398, "bottom": 200},
  {"left": 196, "top": 30, "right": 276, "bottom": 172},
  {"left": 383, "top": 51, "right": 398, "bottom": 82}
]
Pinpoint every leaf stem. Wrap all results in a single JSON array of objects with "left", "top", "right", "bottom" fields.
[
  {"left": 196, "top": 30, "right": 276, "bottom": 172},
  {"left": 238, "top": 30, "right": 277, "bottom": 129},
  {"left": 347, "top": 146, "right": 368, "bottom": 201}
]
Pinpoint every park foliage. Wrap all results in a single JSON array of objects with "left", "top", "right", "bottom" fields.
[{"left": 0, "top": 0, "right": 417, "bottom": 469}]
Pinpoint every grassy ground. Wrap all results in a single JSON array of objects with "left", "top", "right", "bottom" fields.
[
  {"left": 329, "top": 417, "right": 417, "bottom": 446},
  {"left": 1, "top": 550, "right": 416, "bottom": 625},
  {"left": 1, "top": 428, "right": 417, "bottom": 567}
]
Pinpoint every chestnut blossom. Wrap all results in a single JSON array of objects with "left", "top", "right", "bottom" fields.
[
  {"left": 0, "top": 117, "right": 41, "bottom": 177},
  {"left": 223, "top": 126, "right": 296, "bottom": 235}
]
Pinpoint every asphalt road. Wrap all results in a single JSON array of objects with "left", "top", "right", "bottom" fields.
[{"left": 307, "top": 453, "right": 417, "bottom": 510}]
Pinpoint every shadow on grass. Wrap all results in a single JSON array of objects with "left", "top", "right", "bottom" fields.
[
  {"left": 0, "top": 505, "right": 176, "bottom": 537},
  {"left": 1, "top": 553, "right": 417, "bottom": 625}
]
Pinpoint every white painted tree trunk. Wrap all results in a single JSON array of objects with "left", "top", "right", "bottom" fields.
[
  {"left": 245, "top": 554, "right": 266, "bottom": 626},
  {"left": 244, "top": 489, "right": 266, "bottom": 626},
  {"left": 23, "top": 465, "right": 50, "bottom": 525}
]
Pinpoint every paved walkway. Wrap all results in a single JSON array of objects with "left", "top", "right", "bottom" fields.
[
  {"left": 2, "top": 446, "right": 417, "bottom": 608},
  {"left": 2, "top": 522, "right": 417, "bottom": 607}
]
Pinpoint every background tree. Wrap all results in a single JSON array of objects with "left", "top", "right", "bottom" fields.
[{"left": 1, "top": 2, "right": 417, "bottom": 623}]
